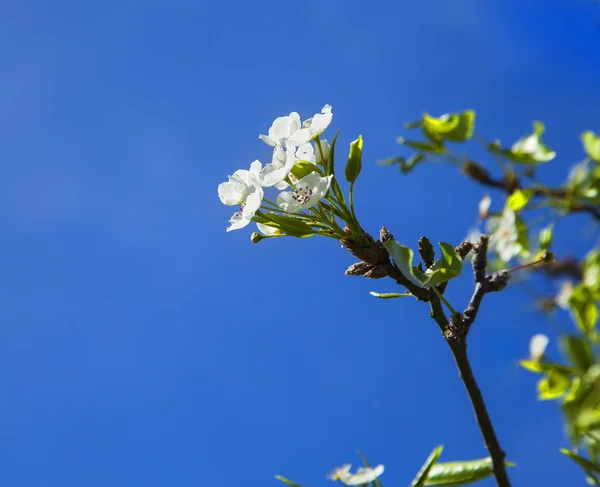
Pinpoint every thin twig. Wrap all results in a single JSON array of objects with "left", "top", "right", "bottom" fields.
[{"left": 461, "top": 160, "right": 600, "bottom": 221}]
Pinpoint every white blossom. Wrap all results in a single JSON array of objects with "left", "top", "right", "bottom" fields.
[
  {"left": 487, "top": 208, "right": 525, "bottom": 262},
  {"left": 260, "top": 105, "right": 332, "bottom": 148},
  {"left": 277, "top": 172, "right": 333, "bottom": 213},
  {"left": 217, "top": 161, "right": 264, "bottom": 232},
  {"left": 328, "top": 464, "right": 384, "bottom": 486}
]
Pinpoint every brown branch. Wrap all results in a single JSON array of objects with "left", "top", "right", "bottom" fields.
[
  {"left": 344, "top": 230, "right": 512, "bottom": 487},
  {"left": 461, "top": 161, "right": 600, "bottom": 221},
  {"left": 430, "top": 297, "right": 512, "bottom": 487},
  {"left": 463, "top": 236, "right": 510, "bottom": 334}
]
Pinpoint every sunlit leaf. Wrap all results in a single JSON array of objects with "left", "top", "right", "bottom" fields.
[
  {"left": 582, "top": 131, "right": 600, "bottom": 163},
  {"left": 410, "top": 445, "right": 444, "bottom": 487},
  {"left": 506, "top": 189, "right": 533, "bottom": 212},
  {"left": 369, "top": 291, "right": 412, "bottom": 299},
  {"left": 424, "top": 457, "right": 514, "bottom": 486},
  {"left": 538, "top": 369, "right": 571, "bottom": 400}
]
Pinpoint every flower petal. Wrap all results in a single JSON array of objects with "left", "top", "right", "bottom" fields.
[
  {"left": 257, "top": 222, "right": 281, "bottom": 236},
  {"left": 227, "top": 211, "right": 252, "bottom": 232},
  {"left": 276, "top": 191, "right": 303, "bottom": 213},
  {"left": 529, "top": 334, "right": 549, "bottom": 361}
]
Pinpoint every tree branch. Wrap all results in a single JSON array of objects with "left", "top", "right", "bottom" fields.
[
  {"left": 429, "top": 297, "right": 512, "bottom": 487},
  {"left": 462, "top": 160, "right": 600, "bottom": 221}
]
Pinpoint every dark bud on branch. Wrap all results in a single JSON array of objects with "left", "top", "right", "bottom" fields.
[
  {"left": 418, "top": 236, "right": 435, "bottom": 268},
  {"left": 488, "top": 270, "right": 510, "bottom": 292}
]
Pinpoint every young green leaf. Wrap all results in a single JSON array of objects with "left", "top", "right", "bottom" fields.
[
  {"left": 560, "top": 335, "right": 594, "bottom": 373},
  {"left": 421, "top": 110, "right": 475, "bottom": 143},
  {"left": 383, "top": 240, "right": 426, "bottom": 287},
  {"left": 369, "top": 291, "right": 412, "bottom": 299},
  {"left": 275, "top": 475, "right": 306, "bottom": 487},
  {"left": 263, "top": 213, "right": 315, "bottom": 238},
  {"left": 488, "top": 121, "right": 556, "bottom": 164},
  {"left": 396, "top": 137, "right": 447, "bottom": 154},
  {"left": 345, "top": 135, "right": 363, "bottom": 184},
  {"left": 582, "top": 131, "right": 600, "bottom": 163},
  {"left": 423, "top": 457, "right": 514, "bottom": 486},
  {"left": 537, "top": 369, "right": 571, "bottom": 400},
  {"left": 291, "top": 161, "right": 323, "bottom": 180},
  {"left": 538, "top": 224, "right": 554, "bottom": 251},
  {"left": 519, "top": 360, "right": 572, "bottom": 375},
  {"left": 420, "top": 243, "right": 463, "bottom": 288},
  {"left": 569, "top": 286, "right": 599, "bottom": 333},
  {"left": 506, "top": 189, "right": 533, "bottom": 212},
  {"left": 409, "top": 445, "right": 444, "bottom": 487},
  {"left": 560, "top": 449, "right": 600, "bottom": 476}
]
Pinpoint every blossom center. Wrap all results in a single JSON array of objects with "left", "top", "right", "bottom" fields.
[{"left": 291, "top": 184, "right": 313, "bottom": 206}]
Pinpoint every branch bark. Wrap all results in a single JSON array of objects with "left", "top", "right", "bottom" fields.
[
  {"left": 429, "top": 298, "right": 512, "bottom": 487},
  {"left": 462, "top": 160, "right": 600, "bottom": 221}
]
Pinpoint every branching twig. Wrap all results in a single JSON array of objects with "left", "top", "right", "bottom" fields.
[
  {"left": 462, "top": 160, "right": 600, "bottom": 221},
  {"left": 344, "top": 230, "right": 512, "bottom": 487}
]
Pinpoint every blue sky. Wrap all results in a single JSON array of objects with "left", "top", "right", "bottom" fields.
[{"left": 1, "top": 1, "right": 599, "bottom": 486}]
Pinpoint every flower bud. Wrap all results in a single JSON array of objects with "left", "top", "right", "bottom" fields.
[{"left": 250, "top": 232, "right": 263, "bottom": 243}]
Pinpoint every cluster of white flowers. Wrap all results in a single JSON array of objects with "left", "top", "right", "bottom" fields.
[
  {"left": 327, "top": 463, "right": 385, "bottom": 486},
  {"left": 217, "top": 105, "right": 334, "bottom": 233}
]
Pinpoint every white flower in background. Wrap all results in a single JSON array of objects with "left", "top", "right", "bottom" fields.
[
  {"left": 217, "top": 161, "right": 264, "bottom": 231},
  {"left": 478, "top": 194, "right": 491, "bottom": 219},
  {"left": 327, "top": 464, "right": 352, "bottom": 482},
  {"left": 556, "top": 281, "right": 574, "bottom": 309},
  {"left": 315, "top": 139, "right": 330, "bottom": 165},
  {"left": 529, "top": 334, "right": 549, "bottom": 361},
  {"left": 256, "top": 222, "right": 282, "bottom": 236},
  {"left": 277, "top": 172, "right": 333, "bottom": 213},
  {"left": 327, "top": 465, "right": 384, "bottom": 486},
  {"left": 260, "top": 105, "right": 333, "bottom": 148},
  {"left": 487, "top": 208, "right": 524, "bottom": 262},
  {"left": 258, "top": 145, "right": 297, "bottom": 188},
  {"left": 466, "top": 226, "right": 482, "bottom": 244}
]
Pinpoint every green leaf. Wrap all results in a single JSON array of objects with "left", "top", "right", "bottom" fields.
[
  {"left": 345, "top": 135, "right": 363, "bottom": 184},
  {"left": 560, "top": 449, "right": 600, "bottom": 476},
  {"left": 378, "top": 153, "right": 425, "bottom": 174},
  {"left": 515, "top": 213, "right": 530, "bottom": 255},
  {"left": 421, "top": 243, "right": 463, "bottom": 288},
  {"left": 275, "top": 475, "right": 306, "bottom": 487},
  {"left": 506, "top": 189, "right": 533, "bottom": 212},
  {"left": 397, "top": 137, "right": 447, "bottom": 154},
  {"left": 538, "top": 369, "right": 571, "bottom": 400},
  {"left": 263, "top": 213, "right": 315, "bottom": 238},
  {"left": 290, "top": 161, "right": 323, "bottom": 180},
  {"left": 538, "top": 224, "right": 554, "bottom": 251},
  {"left": 488, "top": 121, "right": 556, "bottom": 164},
  {"left": 410, "top": 445, "right": 444, "bottom": 487},
  {"left": 369, "top": 291, "right": 412, "bottom": 299},
  {"left": 561, "top": 335, "right": 594, "bottom": 373},
  {"left": 582, "top": 131, "right": 600, "bottom": 163},
  {"left": 383, "top": 240, "right": 426, "bottom": 287},
  {"left": 384, "top": 241, "right": 463, "bottom": 289},
  {"left": 519, "top": 360, "right": 572, "bottom": 374},
  {"left": 324, "top": 129, "right": 339, "bottom": 177},
  {"left": 569, "top": 285, "right": 599, "bottom": 333},
  {"left": 424, "top": 457, "right": 514, "bottom": 486},
  {"left": 421, "top": 110, "right": 475, "bottom": 143},
  {"left": 583, "top": 250, "right": 600, "bottom": 292}
]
